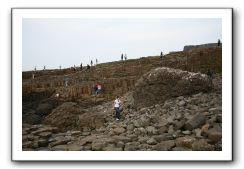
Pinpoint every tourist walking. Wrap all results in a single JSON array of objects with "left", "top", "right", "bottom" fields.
[{"left": 113, "top": 96, "right": 122, "bottom": 121}]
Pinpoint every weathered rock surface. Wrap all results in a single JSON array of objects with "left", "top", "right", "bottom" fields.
[{"left": 132, "top": 67, "right": 212, "bottom": 109}]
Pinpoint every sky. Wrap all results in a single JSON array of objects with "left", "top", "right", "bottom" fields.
[{"left": 22, "top": 18, "right": 222, "bottom": 71}]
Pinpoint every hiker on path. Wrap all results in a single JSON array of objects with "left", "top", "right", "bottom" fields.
[{"left": 113, "top": 96, "right": 122, "bottom": 121}]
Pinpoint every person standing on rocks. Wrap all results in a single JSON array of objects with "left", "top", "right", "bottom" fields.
[{"left": 113, "top": 96, "right": 122, "bottom": 121}]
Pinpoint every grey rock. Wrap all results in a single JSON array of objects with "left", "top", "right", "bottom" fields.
[
  {"left": 124, "top": 142, "right": 138, "bottom": 151},
  {"left": 192, "top": 139, "right": 214, "bottom": 151},
  {"left": 178, "top": 100, "right": 186, "bottom": 106},
  {"left": 174, "top": 119, "right": 186, "bottom": 130},
  {"left": 184, "top": 113, "right": 206, "bottom": 130},
  {"left": 182, "top": 130, "right": 191, "bottom": 135},
  {"left": 38, "top": 139, "right": 49, "bottom": 147},
  {"left": 146, "top": 126, "right": 158, "bottom": 135},
  {"left": 51, "top": 145, "right": 68, "bottom": 151},
  {"left": 71, "top": 131, "right": 82, "bottom": 136},
  {"left": 38, "top": 132, "right": 52, "bottom": 139},
  {"left": 49, "top": 138, "right": 71, "bottom": 147},
  {"left": 154, "top": 140, "right": 175, "bottom": 151},
  {"left": 175, "top": 136, "right": 195, "bottom": 148},
  {"left": 67, "top": 144, "right": 83, "bottom": 151},
  {"left": 168, "top": 125, "right": 174, "bottom": 134},
  {"left": 158, "top": 118, "right": 169, "bottom": 127},
  {"left": 207, "top": 128, "right": 222, "bottom": 143},
  {"left": 158, "top": 126, "right": 168, "bottom": 134},
  {"left": 113, "top": 127, "right": 126, "bottom": 135},
  {"left": 22, "top": 141, "right": 33, "bottom": 148},
  {"left": 134, "top": 127, "right": 146, "bottom": 135},
  {"left": 112, "top": 135, "right": 132, "bottom": 143},
  {"left": 127, "top": 124, "right": 135, "bottom": 131},
  {"left": 91, "top": 141, "right": 104, "bottom": 151},
  {"left": 116, "top": 141, "right": 125, "bottom": 149},
  {"left": 194, "top": 128, "right": 202, "bottom": 138},
  {"left": 138, "top": 137, "right": 149, "bottom": 144},
  {"left": 147, "top": 138, "right": 158, "bottom": 145}
]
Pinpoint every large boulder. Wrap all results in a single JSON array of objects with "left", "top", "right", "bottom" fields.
[{"left": 132, "top": 67, "right": 212, "bottom": 109}]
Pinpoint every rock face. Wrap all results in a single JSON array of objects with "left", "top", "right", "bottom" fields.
[{"left": 132, "top": 67, "right": 212, "bottom": 109}]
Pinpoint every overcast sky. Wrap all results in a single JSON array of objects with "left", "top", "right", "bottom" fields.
[{"left": 22, "top": 18, "right": 221, "bottom": 71}]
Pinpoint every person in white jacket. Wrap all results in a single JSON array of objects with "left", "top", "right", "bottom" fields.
[{"left": 113, "top": 96, "right": 122, "bottom": 121}]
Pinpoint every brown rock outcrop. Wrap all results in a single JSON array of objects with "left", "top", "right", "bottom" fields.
[{"left": 132, "top": 67, "right": 212, "bottom": 109}]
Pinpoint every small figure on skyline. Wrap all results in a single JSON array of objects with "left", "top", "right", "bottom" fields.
[
  {"left": 96, "top": 58, "right": 98, "bottom": 65},
  {"left": 59, "top": 65, "right": 61, "bottom": 70},
  {"left": 91, "top": 60, "right": 93, "bottom": 66},
  {"left": 121, "top": 54, "right": 124, "bottom": 61},
  {"left": 217, "top": 39, "right": 221, "bottom": 46},
  {"left": 160, "top": 51, "right": 164, "bottom": 59},
  {"left": 34, "top": 66, "right": 36, "bottom": 71},
  {"left": 43, "top": 65, "right": 46, "bottom": 70},
  {"left": 80, "top": 63, "right": 83, "bottom": 70},
  {"left": 125, "top": 54, "right": 127, "bottom": 60}
]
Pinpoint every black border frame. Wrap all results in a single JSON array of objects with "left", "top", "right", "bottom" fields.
[{"left": 11, "top": 7, "right": 233, "bottom": 162}]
